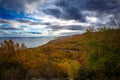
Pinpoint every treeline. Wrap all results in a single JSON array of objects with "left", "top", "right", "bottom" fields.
[{"left": 0, "top": 28, "right": 120, "bottom": 80}]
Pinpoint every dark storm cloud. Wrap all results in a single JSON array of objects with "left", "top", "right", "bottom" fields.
[
  {"left": 0, "top": 0, "right": 45, "bottom": 12},
  {"left": 85, "top": 0, "right": 120, "bottom": 12},
  {"left": 27, "top": 32, "right": 42, "bottom": 34},
  {"left": 43, "top": 8, "right": 62, "bottom": 18},
  {"left": 47, "top": 25, "right": 85, "bottom": 31},
  {"left": 0, "top": 19, "right": 8, "bottom": 23},
  {"left": 16, "top": 19, "right": 33, "bottom": 23},
  {"left": 0, "top": 27, "right": 22, "bottom": 30},
  {"left": 0, "top": 0, "right": 24, "bottom": 12},
  {"left": 55, "top": 0, "right": 120, "bottom": 12},
  {"left": 0, "top": 23, "right": 22, "bottom": 30},
  {"left": 44, "top": 0, "right": 120, "bottom": 21},
  {"left": 0, "top": 25, "right": 22, "bottom": 30},
  {"left": 68, "top": 25, "right": 85, "bottom": 30},
  {"left": 30, "top": 22, "right": 51, "bottom": 25},
  {"left": 43, "top": 6, "right": 86, "bottom": 22},
  {"left": 46, "top": 25, "right": 62, "bottom": 31},
  {"left": 59, "top": 31, "right": 85, "bottom": 36}
]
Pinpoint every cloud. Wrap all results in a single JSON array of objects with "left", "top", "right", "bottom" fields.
[
  {"left": 0, "top": 17, "right": 52, "bottom": 37},
  {"left": 0, "top": 0, "right": 46, "bottom": 13},
  {"left": 51, "top": 29, "right": 85, "bottom": 36},
  {"left": 0, "top": 19, "right": 9, "bottom": 23},
  {"left": 44, "top": 0, "right": 120, "bottom": 22},
  {"left": 85, "top": 0, "right": 120, "bottom": 12},
  {"left": 27, "top": 32, "right": 42, "bottom": 34},
  {"left": 0, "top": 27, "right": 22, "bottom": 30},
  {"left": 0, "top": 30, "right": 10, "bottom": 35},
  {"left": 36, "top": 15, "right": 90, "bottom": 30},
  {"left": 55, "top": 0, "right": 120, "bottom": 12},
  {"left": 0, "top": 0, "right": 120, "bottom": 37}
]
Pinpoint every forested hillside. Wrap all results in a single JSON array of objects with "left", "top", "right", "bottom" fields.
[{"left": 0, "top": 28, "right": 120, "bottom": 80}]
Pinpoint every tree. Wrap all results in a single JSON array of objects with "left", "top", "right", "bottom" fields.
[
  {"left": 0, "top": 40, "right": 27, "bottom": 62},
  {"left": 0, "top": 40, "right": 28, "bottom": 80}
]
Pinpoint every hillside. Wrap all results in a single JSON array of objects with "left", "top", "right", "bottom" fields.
[{"left": 0, "top": 28, "right": 120, "bottom": 80}]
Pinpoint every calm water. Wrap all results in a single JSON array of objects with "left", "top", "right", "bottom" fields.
[{"left": 0, "top": 37, "right": 56, "bottom": 48}]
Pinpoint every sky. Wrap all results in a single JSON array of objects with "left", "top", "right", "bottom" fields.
[{"left": 0, "top": 0, "right": 120, "bottom": 37}]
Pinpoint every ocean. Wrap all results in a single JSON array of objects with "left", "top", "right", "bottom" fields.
[{"left": 0, "top": 37, "right": 56, "bottom": 48}]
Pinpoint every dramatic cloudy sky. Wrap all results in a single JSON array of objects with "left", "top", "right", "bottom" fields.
[{"left": 0, "top": 0, "right": 120, "bottom": 37}]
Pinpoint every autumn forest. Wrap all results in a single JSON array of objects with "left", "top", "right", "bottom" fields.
[{"left": 0, "top": 28, "right": 120, "bottom": 80}]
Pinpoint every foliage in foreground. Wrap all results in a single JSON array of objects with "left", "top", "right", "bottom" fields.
[{"left": 0, "top": 28, "right": 120, "bottom": 80}]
